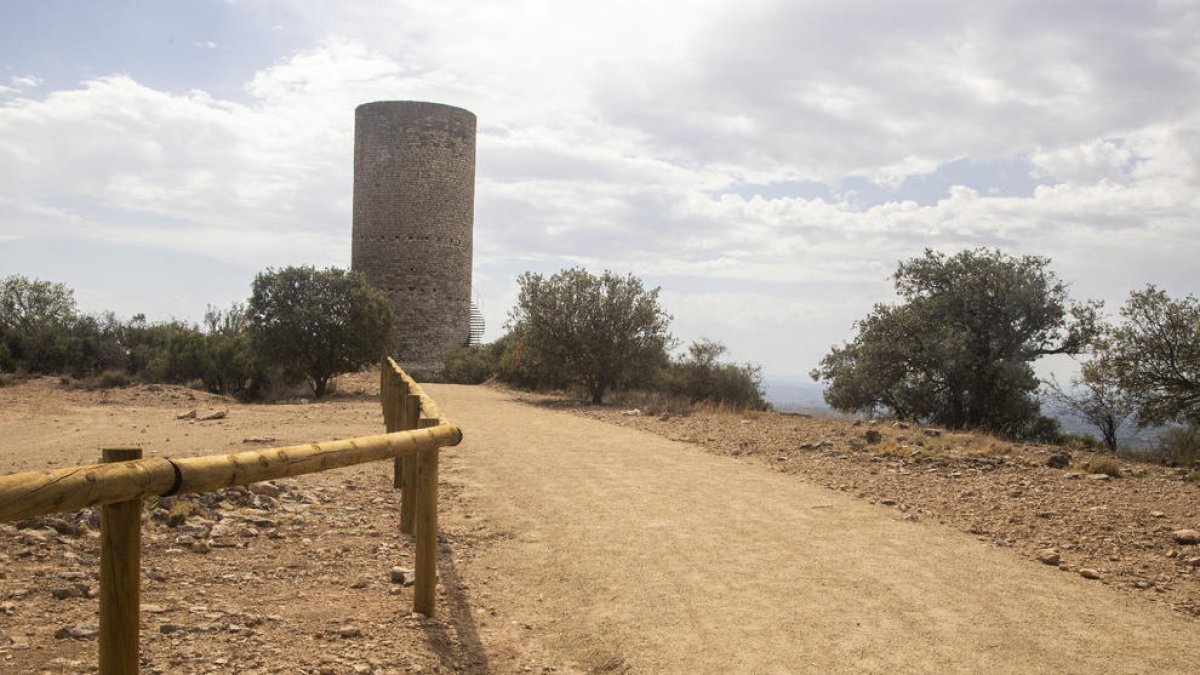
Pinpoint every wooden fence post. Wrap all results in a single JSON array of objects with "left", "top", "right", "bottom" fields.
[
  {"left": 392, "top": 376, "right": 410, "bottom": 488},
  {"left": 382, "top": 360, "right": 395, "bottom": 433},
  {"left": 99, "top": 447, "right": 143, "bottom": 675},
  {"left": 399, "top": 393, "right": 420, "bottom": 533},
  {"left": 414, "top": 419, "right": 441, "bottom": 617},
  {"left": 386, "top": 368, "right": 404, "bottom": 485}
]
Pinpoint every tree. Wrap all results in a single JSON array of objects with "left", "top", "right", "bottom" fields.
[
  {"left": 248, "top": 267, "right": 396, "bottom": 397},
  {"left": 811, "top": 248, "right": 1098, "bottom": 437},
  {"left": 508, "top": 268, "right": 672, "bottom": 404},
  {"left": 200, "top": 303, "right": 260, "bottom": 396},
  {"left": 1095, "top": 286, "right": 1200, "bottom": 426},
  {"left": 1044, "top": 361, "right": 1135, "bottom": 452},
  {"left": 0, "top": 275, "right": 79, "bottom": 373}
]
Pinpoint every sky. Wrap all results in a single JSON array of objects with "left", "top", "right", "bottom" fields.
[{"left": 1, "top": 0, "right": 1197, "bottom": 383}]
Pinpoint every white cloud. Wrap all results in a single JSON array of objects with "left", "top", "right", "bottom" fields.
[{"left": 10, "top": 75, "right": 42, "bottom": 88}]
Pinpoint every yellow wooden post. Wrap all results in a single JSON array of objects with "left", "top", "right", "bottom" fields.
[
  {"left": 382, "top": 359, "right": 395, "bottom": 432},
  {"left": 413, "top": 435, "right": 439, "bottom": 617},
  {"left": 392, "top": 377, "right": 411, "bottom": 488},
  {"left": 99, "top": 447, "right": 143, "bottom": 675},
  {"left": 399, "top": 393, "right": 420, "bottom": 533}
]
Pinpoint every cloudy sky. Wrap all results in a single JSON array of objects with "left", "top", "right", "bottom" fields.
[{"left": 1, "top": 1, "right": 1197, "bottom": 383}]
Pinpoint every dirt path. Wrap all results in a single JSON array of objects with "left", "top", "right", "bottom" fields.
[{"left": 430, "top": 384, "right": 1200, "bottom": 674}]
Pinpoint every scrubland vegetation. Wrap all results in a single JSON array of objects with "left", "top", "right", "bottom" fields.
[
  {"left": 0, "top": 267, "right": 394, "bottom": 399},
  {"left": 4, "top": 245, "right": 1197, "bottom": 464}
]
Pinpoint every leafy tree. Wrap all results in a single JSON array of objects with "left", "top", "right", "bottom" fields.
[
  {"left": 811, "top": 248, "right": 1098, "bottom": 437},
  {"left": 248, "top": 266, "right": 395, "bottom": 397},
  {"left": 1044, "top": 361, "right": 1134, "bottom": 452},
  {"left": 0, "top": 275, "right": 79, "bottom": 373},
  {"left": 1095, "top": 285, "right": 1200, "bottom": 426},
  {"left": 200, "top": 303, "right": 261, "bottom": 396},
  {"left": 508, "top": 268, "right": 673, "bottom": 404}
]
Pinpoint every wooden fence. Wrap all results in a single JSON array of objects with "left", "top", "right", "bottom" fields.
[{"left": 0, "top": 357, "right": 460, "bottom": 674}]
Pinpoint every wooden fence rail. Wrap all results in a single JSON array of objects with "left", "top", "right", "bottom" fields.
[{"left": 0, "top": 357, "right": 459, "bottom": 674}]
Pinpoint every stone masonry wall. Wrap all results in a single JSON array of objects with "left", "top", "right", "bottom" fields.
[{"left": 351, "top": 101, "right": 476, "bottom": 372}]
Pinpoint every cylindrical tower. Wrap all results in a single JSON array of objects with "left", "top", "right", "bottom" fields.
[{"left": 351, "top": 101, "right": 476, "bottom": 371}]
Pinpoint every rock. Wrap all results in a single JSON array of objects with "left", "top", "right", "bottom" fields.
[
  {"left": 1172, "top": 529, "right": 1200, "bottom": 545},
  {"left": 54, "top": 624, "right": 99, "bottom": 640},
  {"left": 1037, "top": 549, "right": 1061, "bottom": 566},
  {"left": 879, "top": 498, "right": 897, "bottom": 506},
  {"left": 159, "top": 623, "right": 187, "bottom": 634},
  {"left": 390, "top": 567, "right": 415, "bottom": 586},
  {"left": 351, "top": 578, "right": 370, "bottom": 589},
  {"left": 242, "top": 436, "right": 277, "bottom": 444},
  {"left": 337, "top": 625, "right": 363, "bottom": 638},
  {"left": 1150, "top": 510, "right": 1166, "bottom": 519},
  {"left": 1086, "top": 473, "right": 1111, "bottom": 481},
  {"left": 864, "top": 430, "right": 882, "bottom": 445},
  {"left": 191, "top": 540, "right": 211, "bottom": 554},
  {"left": 198, "top": 409, "right": 228, "bottom": 421},
  {"left": 620, "top": 409, "right": 641, "bottom": 417},
  {"left": 51, "top": 586, "right": 86, "bottom": 600},
  {"left": 248, "top": 482, "right": 282, "bottom": 498},
  {"left": 176, "top": 409, "right": 197, "bottom": 420},
  {"left": 1079, "top": 568, "right": 1101, "bottom": 580},
  {"left": 1186, "top": 557, "right": 1200, "bottom": 567},
  {"left": 1046, "top": 453, "right": 1071, "bottom": 469},
  {"left": 922, "top": 428, "right": 941, "bottom": 438}
]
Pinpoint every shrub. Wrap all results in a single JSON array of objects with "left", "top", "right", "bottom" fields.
[
  {"left": 662, "top": 339, "right": 767, "bottom": 411},
  {"left": 1024, "top": 415, "right": 1065, "bottom": 444},
  {"left": 1156, "top": 425, "right": 1200, "bottom": 466},
  {"left": 442, "top": 345, "right": 497, "bottom": 384},
  {"left": 96, "top": 369, "right": 132, "bottom": 388},
  {"left": 1085, "top": 459, "right": 1122, "bottom": 478},
  {"left": 1064, "top": 433, "right": 1102, "bottom": 451}
]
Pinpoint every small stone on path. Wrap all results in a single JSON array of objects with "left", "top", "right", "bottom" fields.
[
  {"left": 390, "top": 567, "right": 415, "bottom": 586},
  {"left": 1172, "top": 529, "right": 1199, "bottom": 545},
  {"left": 1037, "top": 549, "right": 1061, "bottom": 566},
  {"left": 1079, "top": 568, "right": 1102, "bottom": 580}
]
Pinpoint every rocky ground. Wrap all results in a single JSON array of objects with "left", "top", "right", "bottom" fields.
[
  {"left": 574, "top": 402, "right": 1200, "bottom": 618},
  {"left": 0, "top": 375, "right": 540, "bottom": 675}
]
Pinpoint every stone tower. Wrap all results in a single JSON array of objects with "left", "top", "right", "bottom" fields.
[{"left": 351, "top": 101, "right": 476, "bottom": 371}]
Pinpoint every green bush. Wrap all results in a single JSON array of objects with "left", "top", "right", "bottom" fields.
[
  {"left": 442, "top": 345, "right": 497, "bottom": 384},
  {"left": 96, "top": 369, "right": 132, "bottom": 388},
  {"left": 1156, "top": 425, "right": 1200, "bottom": 466},
  {"left": 1085, "top": 459, "right": 1122, "bottom": 478},
  {"left": 662, "top": 339, "right": 767, "bottom": 411},
  {"left": 1064, "top": 432, "right": 1102, "bottom": 450},
  {"left": 1024, "top": 415, "right": 1065, "bottom": 444}
]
